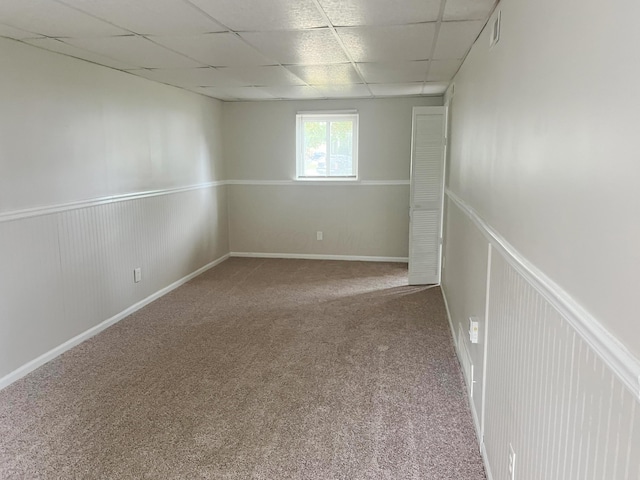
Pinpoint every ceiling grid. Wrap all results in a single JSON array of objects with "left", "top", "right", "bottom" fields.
[{"left": 0, "top": 0, "right": 497, "bottom": 101}]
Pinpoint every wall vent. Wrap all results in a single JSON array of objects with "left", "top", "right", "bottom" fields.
[{"left": 490, "top": 10, "right": 501, "bottom": 47}]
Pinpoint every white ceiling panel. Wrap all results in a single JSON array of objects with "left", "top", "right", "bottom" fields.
[
  {"left": 64, "top": 36, "right": 204, "bottom": 68},
  {"left": 368, "top": 83, "right": 424, "bottom": 96},
  {"left": 0, "top": 23, "right": 43, "bottom": 40},
  {"left": 57, "top": 0, "right": 226, "bottom": 36},
  {"left": 286, "top": 64, "right": 361, "bottom": 85},
  {"left": 5, "top": 0, "right": 498, "bottom": 100},
  {"left": 427, "top": 59, "right": 463, "bottom": 81},
  {"left": 24, "top": 38, "right": 140, "bottom": 70},
  {"left": 0, "top": 0, "right": 128, "bottom": 38},
  {"left": 337, "top": 24, "right": 436, "bottom": 62},
  {"left": 190, "top": 87, "right": 237, "bottom": 101},
  {"left": 263, "top": 86, "right": 324, "bottom": 100},
  {"left": 443, "top": 0, "right": 496, "bottom": 21},
  {"left": 315, "top": 84, "right": 372, "bottom": 98},
  {"left": 423, "top": 83, "right": 448, "bottom": 95},
  {"left": 220, "top": 66, "right": 306, "bottom": 86},
  {"left": 317, "top": 0, "right": 441, "bottom": 27},
  {"left": 241, "top": 29, "right": 349, "bottom": 65},
  {"left": 187, "top": 0, "right": 327, "bottom": 31},
  {"left": 131, "top": 67, "right": 244, "bottom": 88},
  {"left": 357, "top": 61, "right": 428, "bottom": 83},
  {"left": 433, "top": 20, "right": 485, "bottom": 59},
  {"left": 151, "top": 33, "right": 274, "bottom": 67},
  {"left": 198, "top": 87, "right": 276, "bottom": 100}
]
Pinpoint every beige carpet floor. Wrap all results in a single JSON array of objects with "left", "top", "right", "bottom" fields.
[{"left": 0, "top": 258, "right": 485, "bottom": 479}]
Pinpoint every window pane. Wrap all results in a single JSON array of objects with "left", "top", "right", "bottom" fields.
[
  {"left": 329, "top": 121, "right": 353, "bottom": 176},
  {"left": 303, "top": 121, "right": 327, "bottom": 176},
  {"left": 296, "top": 113, "right": 357, "bottom": 179}
]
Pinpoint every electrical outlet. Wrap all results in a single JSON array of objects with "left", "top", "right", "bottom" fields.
[
  {"left": 469, "top": 317, "right": 479, "bottom": 344},
  {"left": 317, "top": 231, "right": 323, "bottom": 241},
  {"left": 134, "top": 267, "right": 142, "bottom": 283},
  {"left": 508, "top": 443, "right": 516, "bottom": 480}
]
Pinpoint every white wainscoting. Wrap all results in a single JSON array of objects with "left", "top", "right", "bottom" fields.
[
  {"left": 443, "top": 191, "right": 640, "bottom": 480},
  {"left": 0, "top": 183, "right": 229, "bottom": 388}
]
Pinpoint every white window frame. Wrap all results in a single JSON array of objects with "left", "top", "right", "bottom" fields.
[{"left": 296, "top": 110, "right": 359, "bottom": 181}]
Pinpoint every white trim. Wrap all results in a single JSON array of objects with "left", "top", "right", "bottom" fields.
[
  {"left": 0, "top": 253, "right": 230, "bottom": 391},
  {"left": 296, "top": 109, "right": 358, "bottom": 115},
  {"left": 226, "top": 179, "right": 410, "bottom": 186},
  {"left": 0, "top": 181, "right": 226, "bottom": 223},
  {"left": 446, "top": 188, "right": 640, "bottom": 400},
  {"left": 230, "top": 252, "right": 408, "bottom": 263}
]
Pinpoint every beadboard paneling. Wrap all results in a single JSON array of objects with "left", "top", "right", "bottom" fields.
[
  {"left": 441, "top": 197, "right": 489, "bottom": 433},
  {"left": 0, "top": 185, "right": 228, "bottom": 381},
  {"left": 443, "top": 195, "right": 640, "bottom": 480},
  {"left": 484, "top": 247, "right": 640, "bottom": 480},
  {"left": 228, "top": 184, "right": 410, "bottom": 258}
]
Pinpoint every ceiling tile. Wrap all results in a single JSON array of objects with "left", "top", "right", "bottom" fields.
[
  {"left": 131, "top": 67, "right": 245, "bottom": 88},
  {"left": 286, "top": 64, "right": 361, "bottom": 85},
  {"left": 427, "top": 59, "right": 463, "bottom": 81},
  {"left": 443, "top": 0, "right": 496, "bottom": 21},
  {"left": 317, "top": 0, "right": 441, "bottom": 26},
  {"left": 151, "top": 33, "right": 274, "bottom": 67},
  {"left": 188, "top": 0, "right": 327, "bottom": 31},
  {"left": 315, "top": 84, "right": 372, "bottom": 98},
  {"left": 433, "top": 20, "right": 484, "bottom": 59},
  {"left": 368, "top": 83, "right": 424, "bottom": 96},
  {"left": 337, "top": 24, "right": 436, "bottom": 62},
  {"left": 23, "top": 38, "right": 140, "bottom": 69},
  {"left": 57, "top": 0, "right": 226, "bottom": 36},
  {"left": 357, "top": 61, "right": 428, "bottom": 83},
  {"left": 0, "top": 0, "right": 128, "bottom": 37},
  {"left": 64, "top": 36, "right": 204, "bottom": 68},
  {"left": 190, "top": 87, "right": 237, "bottom": 101},
  {"left": 0, "top": 23, "right": 43, "bottom": 39},
  {"left": 423, "top": 82, "right": 448, "bottom": 95},
  {"left": 263, "top": 86, "right": 324, "bottom": 99},
  {"left": 241, "top": 29, "right": 349, "bottom": 65},
  {"left": 220, "top": 66, "right": 306, "bottom": 86},
  {"left": 197, "top": 87, "right": 276, "bottom": 100}
]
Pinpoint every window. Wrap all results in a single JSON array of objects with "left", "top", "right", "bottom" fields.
[{"left": 296, "top": 111, "right": 358, "bottom": 180}]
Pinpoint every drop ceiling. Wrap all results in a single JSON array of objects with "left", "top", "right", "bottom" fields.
[{"left": 0, "top": 0, "right": 496, "bottom": 101}]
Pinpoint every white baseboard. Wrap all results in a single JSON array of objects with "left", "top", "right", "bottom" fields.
[
  {"left": 0, "top": 253, "right": 230, "bottom": 391},
  {"left": 229, "top": 252, "right": 409, "bottom": 263},
  {"left": 481, "top": 441, "right": 494, "bottom": 480}
]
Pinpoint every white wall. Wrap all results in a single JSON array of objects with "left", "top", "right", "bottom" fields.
[
  {"left": 442, "top": 1, "right": 640, "bottom": 479},
  {"left": 223, "top": 97, "right": 442, "bottom": 259},
  {"left": 0, "top": 39, "right": 229, "bottom": 383}
]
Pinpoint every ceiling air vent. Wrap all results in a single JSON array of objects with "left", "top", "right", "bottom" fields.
[{"left": 490, "top": 10, "right": 501, "bottom": 47}]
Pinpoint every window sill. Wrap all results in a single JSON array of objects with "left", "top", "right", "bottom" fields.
[{"left": 295, "top": 177, "right": 359, "bottom": 183}]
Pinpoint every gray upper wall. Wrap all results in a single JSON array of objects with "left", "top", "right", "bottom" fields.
[
  {"left": 0, "top": 38, "right": 225, "bottom": 214},
  {"left": 222, "top": 97, "right": 443, "bottom": 182},
  {"left": 447, "top": 0, "right": 640, "bottom": 358}
]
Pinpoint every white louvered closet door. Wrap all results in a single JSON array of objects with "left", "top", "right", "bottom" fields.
[{"left": 408, "top": 106, "right": 446, "bottom": 285}]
